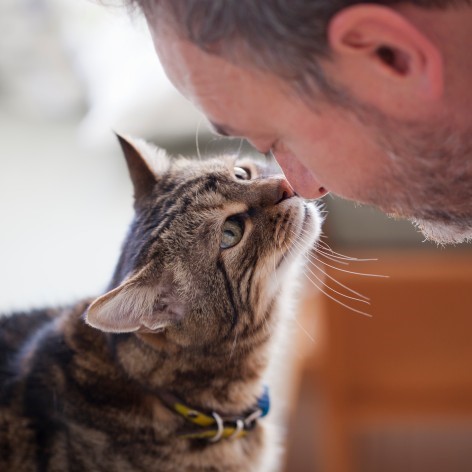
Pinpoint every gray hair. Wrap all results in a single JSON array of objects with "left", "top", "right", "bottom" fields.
[{"left": 128, "top": 0, "right": 470, "bottom": 98}]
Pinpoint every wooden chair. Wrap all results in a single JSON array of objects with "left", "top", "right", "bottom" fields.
[{"left": 284, "top": 249, "right": 472, "bottom": 472}]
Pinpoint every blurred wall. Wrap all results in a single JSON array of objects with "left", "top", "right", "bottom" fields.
[{"left": 0, "top": 0, "right": 209, "bottom": 311}]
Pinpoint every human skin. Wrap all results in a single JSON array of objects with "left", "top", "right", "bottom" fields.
[{"left": 143, "top": 4, "right": 472, "bottom": 244}]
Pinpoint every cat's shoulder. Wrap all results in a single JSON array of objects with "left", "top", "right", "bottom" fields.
[
  {"left": 0, "top": 300, "right": 94, "bottom": 382},
  {"left": 0, "top": 307, "right": 58, "bottom": 355}
]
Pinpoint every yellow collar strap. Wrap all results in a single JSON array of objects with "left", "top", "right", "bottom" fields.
[{"left": 156, "top": 387, "right": 270, "bottom": 443}]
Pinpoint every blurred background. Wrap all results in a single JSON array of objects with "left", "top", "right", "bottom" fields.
[{"left": 1, "top": 1, "right": 471, "bottom": 471}]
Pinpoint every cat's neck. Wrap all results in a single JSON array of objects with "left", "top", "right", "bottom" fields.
[{"left": 111, "top": 329, "right": 271, "bottom": 417}]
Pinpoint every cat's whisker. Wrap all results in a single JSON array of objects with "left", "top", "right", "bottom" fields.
[
  {"left": 314, "top": 248, "right": 377, "bottom": 264},
  {"left": 284, "top": 242, "right": 372, "bottom": 317},
  {"left": 286, "top": 231, "right": 332, "bottom": 266},
  {"left": 310, "top": 253, "right": 389, "bottom": 278},
  {"left": 288, "top": 228, "right": 373, "bottom": 302},
  {"left": 281, "top": 242, "right": 315, "bottom": 344},
  {"left": 304, "top": 273, "right": 372, "bottom": 318},
  {"left": 286, "top": 242, "right": 315, "bottom": 268},
  {"left": 303, "top": 271, "right": 372, "bottom": 317},
  {"left": 303, "top": 264, "right": 370, "bottom": 305},
  {"left": 287, "top": 237, "right": 370, "bottom": 304},
  {"left": 287, "top": 229, "right": 363, "bottom": 290},
  {"left": 292, "top": 316, "right": 315, "bottom": 344},
  {"left": 296, "top": 228, "right": 375, "bottom": 264},
  {"left": 195, "top": 117, "right": 203, "bottom": 161},
  {"left": 316, "top": 239, "right": 379, "bottom": 262},
  {"left": 284, "top": 227, "right": 325, "bottom": 270},
  {"left": 312, "top": 249, "right": 351, "bottom": 266},
  {"left": 308, "top": 261, "right": 370, "bottom": 301},
  {"left": 236, "top": 138, "right": 244, "bottom": 159},
  {"left": 316, "top": 238, "right": 337, "bottom": 253},
  {"left": 296, "top": 227, "right": 337, "bottom": 248},
  {"left": 314, "top": 248, "right": 365, "bottom": 264},
  {"left": 317, "top": 250, "right": 377, "bottom": 263}
]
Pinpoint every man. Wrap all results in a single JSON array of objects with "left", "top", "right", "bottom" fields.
[{"left": 124, "top": 1, "right": 471, "bottom": 244}]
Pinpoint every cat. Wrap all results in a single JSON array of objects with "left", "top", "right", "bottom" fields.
[{"left": 0, "top": 134, "right": 322, "bottom": 472}]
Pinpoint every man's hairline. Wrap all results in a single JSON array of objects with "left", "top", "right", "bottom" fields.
[{"left": 143, "top": 3, "right": 349, "bottom": 110}]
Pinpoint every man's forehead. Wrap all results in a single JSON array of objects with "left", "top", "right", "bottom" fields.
[
  {"left": 153, "top": 28, "right": 245, "bottom": 106},
  {"left": 149, "top": 20, "right": 297, "bottom": 139}
]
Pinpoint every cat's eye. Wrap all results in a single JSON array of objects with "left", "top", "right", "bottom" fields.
[
  {"left": 234, "top": 166, "right": 251, "bottom": 180},
  {"left": 220, "top": 217, "right": 245, "bottom": 249}
]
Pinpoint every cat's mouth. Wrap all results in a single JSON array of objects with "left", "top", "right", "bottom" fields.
[{"left": 275, "top": 199, "right": 321, "bottom": 262}]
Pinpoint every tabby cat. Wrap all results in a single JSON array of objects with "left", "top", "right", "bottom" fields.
[{"left": 0, "top": 134, "right": 322, "bottom": 472}]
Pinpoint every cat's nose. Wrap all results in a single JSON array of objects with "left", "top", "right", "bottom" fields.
[
  {"left": 275, "top": 178, "right": 296, "bottom": 204},
  {"left": 258, "top": 177, "right": 296, "bottom": 207}
]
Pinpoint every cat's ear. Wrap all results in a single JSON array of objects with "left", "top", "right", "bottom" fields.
[
  {"left": 84, "top": 270, "right": 186, "bottom": 333},
  {"left": 115, "top": 132, "right": 170, "bottom": 202}
]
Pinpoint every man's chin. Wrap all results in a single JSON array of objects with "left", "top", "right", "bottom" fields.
[
  {"left": 411, "top": 218, "right": 472, "bottom": 245},
  {"left": 383, "top": 207, "right": 472, "bottom": 245}
]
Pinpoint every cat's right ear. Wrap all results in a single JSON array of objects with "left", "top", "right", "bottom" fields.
[
  {"left": 115, "top": 133, "right": 169, "bottom": 203},
  {"left": 84, "top": 269, "right": 186, "bottom": 334}
]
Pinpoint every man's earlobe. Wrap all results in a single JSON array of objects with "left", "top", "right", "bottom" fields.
[{"left": 327, "top": 5, "right": 443, "bottom": 101}]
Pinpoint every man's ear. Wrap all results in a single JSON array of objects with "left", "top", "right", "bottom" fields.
[
  {"left": 85, "top": 269, "right": 186, "bottom": 333},
  {"left": 326, "top": 5, "right": 443, "bottom": 105}
]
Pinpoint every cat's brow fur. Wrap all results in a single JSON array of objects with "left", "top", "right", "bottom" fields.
[{"left": 0, "top": 135, "right": 322, "bottom": 472}]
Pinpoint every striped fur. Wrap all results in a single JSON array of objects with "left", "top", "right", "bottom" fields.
[{"left": 0, "top": 135, "right": 322, "bottom": 471}]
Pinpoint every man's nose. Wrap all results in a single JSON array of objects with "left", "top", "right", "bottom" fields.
[
  {"left": 248, "top": 139, "right": 273, "bottom": 156},
  {"left": 314, "top": 186, "right": 328, "bottom": 199},
  {"left": 272, "top": 149, "right": 328, "bottom": 200}
]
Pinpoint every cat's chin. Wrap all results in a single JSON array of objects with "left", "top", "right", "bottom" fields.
[
  {"left": 274, "top": 200, "right": 322, "bottom": 274},
  {"left": 290, "top": 200, "right": 322, "bottom": 252}
]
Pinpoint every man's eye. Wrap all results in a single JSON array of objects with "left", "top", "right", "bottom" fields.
[{"left": 234, "top": 166, "right": 251, "bottom": 180}]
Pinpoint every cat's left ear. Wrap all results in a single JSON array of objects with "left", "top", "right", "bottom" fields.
[
  {"left": 84, "top": 270, "right": 186, "bottom": 333},
  {"left": 115, "top": 132, "right": 170, "bottom": 203}
]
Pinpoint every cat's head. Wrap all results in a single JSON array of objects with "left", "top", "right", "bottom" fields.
[{"left": 85, "top": 134, "right": 322, "bottom": 348}]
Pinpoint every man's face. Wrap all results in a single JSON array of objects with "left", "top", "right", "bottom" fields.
[{"left": 149, "top": 25, "right": 472, "bottom": 244}]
